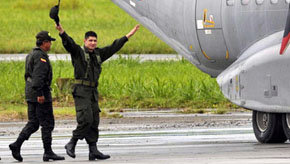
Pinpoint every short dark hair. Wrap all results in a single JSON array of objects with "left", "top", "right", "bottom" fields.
[
  {"left": 36, "top": 39, "right": 43, "bottom": 47},
  {"left": 85, "top": 31, "right": 97, "bottom": 39}
]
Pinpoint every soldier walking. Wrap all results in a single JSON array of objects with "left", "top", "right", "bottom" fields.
[
  {"left": 55, "top": 24, "right": 139, "bottom": 160},
  {"left": 9, "top": 31, "right": 65, "bottom": 162}
]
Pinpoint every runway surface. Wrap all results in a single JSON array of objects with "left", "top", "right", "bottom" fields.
[{"left": 0, "top": 111, "right": 289, "bottom": 163}]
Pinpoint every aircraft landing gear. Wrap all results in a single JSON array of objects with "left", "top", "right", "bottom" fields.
[
  {"left": 252, "top": 111, "right": 287, "bottom": 143},
  {"left": 281, "top": 113, "right": 290, "bottom": 139}
]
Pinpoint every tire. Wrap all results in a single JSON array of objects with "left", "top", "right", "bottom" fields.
[
  {"left": 252, "top": 111, "right": 287, "bottom": 143},
  {"left": 282, "top": 113, "right": 290, "bottom": 139}
]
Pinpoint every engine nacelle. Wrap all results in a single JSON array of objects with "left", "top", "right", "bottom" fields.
[{"left": 217, "top": 42, "right": 290, "bottom": 113}]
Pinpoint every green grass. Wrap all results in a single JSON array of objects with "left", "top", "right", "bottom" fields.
[
  {"left": 0, "top": 0, "right": 175, "bottom": 54},
  {"left": 99, "top": 58, "right": 228, "bottom": 109},
  {"left": 0, "top": 104, "right": 121, "bottom": 121},
  {"left": 178, "top": 108, "right": 207, "bottom": 114},
  {"left": 0, "top": 104, "right": 27, "bottom": 121},
  {"left": 212, "top": 108, "right": 229, "bottom": 114},
  {"left": 0, "top": 58, "right": 231, "bottom": 110}
]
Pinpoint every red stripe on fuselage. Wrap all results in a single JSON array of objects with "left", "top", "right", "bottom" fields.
[{"left": 280, "top": 33, "right": 290, "bottom": 55}]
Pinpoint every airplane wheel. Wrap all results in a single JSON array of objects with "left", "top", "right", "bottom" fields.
[
  {"left": 252, "top": 111, "right": 287, "bottom": 143},
  {"left": 281, "top": 113, "right": 290, "bottom": 139}
]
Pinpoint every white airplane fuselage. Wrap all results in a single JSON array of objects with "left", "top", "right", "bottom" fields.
[{"left": 112, "top": 0, "right": 290, "bottom": 143}]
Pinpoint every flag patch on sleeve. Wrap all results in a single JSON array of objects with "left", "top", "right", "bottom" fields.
[{"left": 40, "top": 58, "right": 47, "bottom": 63}]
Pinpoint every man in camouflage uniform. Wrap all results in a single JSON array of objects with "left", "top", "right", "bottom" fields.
[
  {"left": 9, "top": 31, "right": 65, "bottom": 162},
  {"left": 55, "top": 24, "right": 139, "bottom": 160}
]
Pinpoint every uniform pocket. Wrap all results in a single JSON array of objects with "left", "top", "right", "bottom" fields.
[
  {"left": 72, "top": 85, "right": 90, "bottom": 98},
  {"left": 75, "top": 105, "right": 86, "bottom": 125}
]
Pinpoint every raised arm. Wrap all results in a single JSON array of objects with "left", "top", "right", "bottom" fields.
[
  {"left": 126, "top": 24, "right": 140, "bottom": 39},
  {"left": 100, "top": 25, "right": 140, "bottom": 62},
  {"left": 56, "top": 24, "right": 79, "bottom": 53}
]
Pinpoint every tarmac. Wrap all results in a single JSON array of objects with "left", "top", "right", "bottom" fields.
[{"left": 0, "top": 110, "right": 289, "bottom": 163}]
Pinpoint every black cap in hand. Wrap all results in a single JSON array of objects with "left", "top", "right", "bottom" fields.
[{"left": 49, "top": 0, "right": 61, "bottom": 26}]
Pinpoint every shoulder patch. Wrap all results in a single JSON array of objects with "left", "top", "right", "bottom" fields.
[{"left": 40, "top": 58, "right": 47, "bottom": 63}]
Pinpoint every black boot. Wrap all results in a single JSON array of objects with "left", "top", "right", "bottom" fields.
[
  {"left": 9, "top": 137, "right": 25, "bottom": 162},
  {"left": 43, "top": 151, "right": 65, "bottom": 162},
  {"left": 88, "top": 143, "right": 110, "bottom": 161},
  {"left": 65, "top": 138, "right": 78, "bottom": 158},
  {"left": 43, "top": 144, "right": 65, "bottom": 162}
]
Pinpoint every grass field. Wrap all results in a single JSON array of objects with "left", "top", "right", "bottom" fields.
[
  {"left": 0, "top": 0, "right": 175, "bottom": 54},
  {"left": 0, "top": 58, "right": 231, "bottom": 110},
  {"left": 0, "top": 104, "right": 122, "bottom": 121}
]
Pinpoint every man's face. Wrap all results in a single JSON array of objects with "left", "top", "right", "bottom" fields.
[
  {"left": 42, "top": 41, "right": 52, "bottom": 52},
  {"left": 84, "top": 36, "right": 97, "bottom": 52}
]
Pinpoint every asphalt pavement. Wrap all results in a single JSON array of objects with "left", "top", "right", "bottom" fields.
[{"left": 0, "top": 110, "right": 289, "bottom": 163}]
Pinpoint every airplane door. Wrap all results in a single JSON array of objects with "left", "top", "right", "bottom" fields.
[{"left": 196, "top": 0, "right": 229, "bottom": 69}]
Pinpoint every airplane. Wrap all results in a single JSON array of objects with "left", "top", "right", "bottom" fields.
[{"left": 111, "top": 0, "right": 290, "bottom": 144}]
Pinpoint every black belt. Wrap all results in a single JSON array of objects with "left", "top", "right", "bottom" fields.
[{"left": 75, "top": 79, "right": 96, "bottom": 87}]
